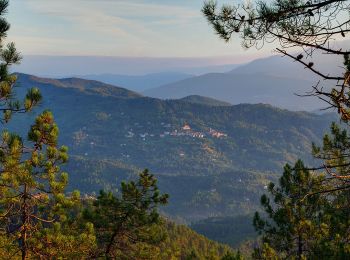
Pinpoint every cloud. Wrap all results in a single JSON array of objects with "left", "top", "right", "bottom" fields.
[
  {"left": 18, "top": 0, "right": 201, "bottom": 54},
  {"left": 8, "top": 0, "right": 269, "bottom": 58},
  {"left": 26, "top": 0, "right": 200, "bottom": 29}
]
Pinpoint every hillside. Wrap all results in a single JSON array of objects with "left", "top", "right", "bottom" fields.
[
  {"left": 10, "top": 73, "right": 336, "bottom": 222},
  {"left": 17, "top": 73, "right": 142, "bottom": 98},
  {"left": 178, "top": 95, "right": 232, "bottom": 106},
  {"left": 159, "top": 221, "right": 233, "bottom": 259},
  {"left": 143, "top": 72, "right": 324, "bottom": 111},
  {"left": 191, "top": 215, "right": 257, "bottom": 248}
]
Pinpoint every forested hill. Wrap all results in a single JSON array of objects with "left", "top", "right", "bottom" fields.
[
  {"left": 11, "top": 73, "right": 336, "bottom": 221},
  {"left": 17, "top": 73, "right": 142, "bottom": 98},
  {"left": 178, "top": 95, "right": 232, "bottom": 106}
]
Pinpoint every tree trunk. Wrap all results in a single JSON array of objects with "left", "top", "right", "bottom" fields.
[
  {"left": 298, "top": 234, "right": 302, "bottom": 260},
  {"left": 105, "top": 229, "right": 118, "bottom": 259},
  {"left": 21, "top": 184, "right": 29, "bottom": 260}
]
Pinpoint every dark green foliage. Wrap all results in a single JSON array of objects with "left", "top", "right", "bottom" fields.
[
  {"left": 253, "top": 160, "right": 330, "bottom": 259},
  {"left": 76, "top": 173, "right": 233, "bottom": 259},
  {"left": 13, "top": 73, "right": 335, "bottom": 221},
  {"left": 252, "top": 153, "right": 350, "bottom": 258},
  {"left": 344, "top": 54, "right": 350, "bottom": 72},
  {"left": 16, "top": 73, "right": 333, "bottom": 175},
  {"left": 159, "top": 221, "right": 234, "bottom": 260},
  {"left": 312, "top": 122, "right": 350, "bottom": 170},
  {"left": 0, "top": 111, "right": 96, "bottom": 259},
  {"left": 191, "top": 215, "right": 257, "bottom": 248},
  {"left": 221, "top": 251, "right": 244, "bottom": 260},
  {"left": 83, "top": 169, "right": 169, "bottom": 258},
  {"left": 310, "top": 123, "right": 350, "bottom": 257},
  {"left": 179, "top": 95, "right": 232, "bottom": 107}
]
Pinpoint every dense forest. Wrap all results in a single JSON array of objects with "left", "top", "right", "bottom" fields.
[
  {"left": 1, "top": 0, "right": 350, "bottom": 259},
  {"left": 11, "top": 73, "right": 336, "bottom": 222}
]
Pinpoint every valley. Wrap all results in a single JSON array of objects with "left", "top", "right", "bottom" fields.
[
  {"left": 4, "top": 1, "right": 350, "bottom": 258},
  {"left": 9, "top": 73, "right": 336, "bottom": 227}
]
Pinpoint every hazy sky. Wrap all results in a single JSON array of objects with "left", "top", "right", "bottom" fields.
[{"left": 7, "top": 0, "right": 272, "bottom": 60}]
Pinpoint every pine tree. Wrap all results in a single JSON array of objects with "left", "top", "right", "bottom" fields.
[
  {"left": 221, "top": 251, "right": 244, "bottom": 260},
  {"left": 83, "top": 169, "right": 169, "bottom": 259},
  {"left": 0, "top": 111, "right": 95, "bottom": 259},
  {"left": 310, "top": 123, "right": 350, "bottom": 257},
  {"left": 253, "top": 160, "right": 330, "bottom": 259},
  {"left": 0, "top": 1, "right": 98, "bottom": 258}
]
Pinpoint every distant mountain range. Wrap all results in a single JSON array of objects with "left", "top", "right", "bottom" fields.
[
  {"left": 229, "top": 52, "right": 343, "bottom": 81},
  {"left": 10, "top": 73, "right": 336, "bottom": 223},
  {"left": 79, "top": 72, "right": 193, "bottom": 92},
  {"left": 13, "top": 40, "right": 348, "bottom": 115},
  {"left": 143, "top": 72, "right": 323, "bottom": 111},
  {"left": 15, "top": 55, "right": 242, "bottom": 77},
  {"left": 142, "top": 47, "right": 346, "bottom": 111}
]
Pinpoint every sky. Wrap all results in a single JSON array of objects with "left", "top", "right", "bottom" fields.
[
  {"left": 7, "top": 0, "right": 273, "bottom": 59},
  {"left": 6, "top": 0, "right": 277, "bottom": 75}
]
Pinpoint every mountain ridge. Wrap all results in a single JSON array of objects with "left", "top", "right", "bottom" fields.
[
  {"left": 10, "top": 73, "right": 336, "bottom": 221},
  {"left": 79, "top": 72, "right": 194, "bottom": 92},
  {"left": 16, "top": 73, "right": 142, "bottom": 99},
  {"left": 143, "top": 72, "right": 322, "bottom": 111},
  {"left": 177, "top": 95, "right": 232, "bottom": 106}
]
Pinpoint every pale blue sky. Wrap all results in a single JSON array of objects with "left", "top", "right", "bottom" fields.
[{"left": 7, "top": 0, "right": 272, "bottom": 61}]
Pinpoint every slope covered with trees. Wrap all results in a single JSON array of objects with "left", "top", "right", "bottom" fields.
[
  {"left": 3, "top": 0, "right": 350, "bottom": 256},
  {"left": 7, "top": 73, "right": 336, "bottom": 221},
  {"left": 0, "top": 1, "right": 238, "bottom": 258},
  {"left": 191, "top": 215, "right": 256, "bottom": 248},
  {"left": 203, "top": 0, "right": 350, "bottom": 258},
  {"left": 178, "top": 95, "right": 232, "bottom": 107}
]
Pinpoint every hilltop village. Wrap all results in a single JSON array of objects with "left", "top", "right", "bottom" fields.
[{"left": 125, "top": 123, "right": 228, "bottom": 141}]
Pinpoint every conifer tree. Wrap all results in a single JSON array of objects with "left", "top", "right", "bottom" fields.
[
  {"left": 253, "top": 160, "right": 331, "bottom": 259},
  {"left": 221, "top": 251, "right": 244, "bottom": 260},
  {"left": 83, "top": 169, "right": 169, "bottom": 259},
  {"left": 0, "top": 111, "right": 95, "bottom": 259},
  {"left": 309, "top": 123, "right": 350, "bottom": 257}
]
